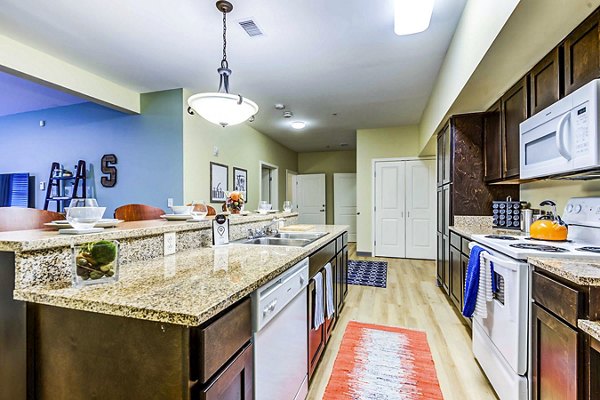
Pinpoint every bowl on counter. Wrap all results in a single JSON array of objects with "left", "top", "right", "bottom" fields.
[
  {"left": 170, "top": 205, "right": 193, "bottom": 215},
  {"left": 66, "top": 206, "right": 106, "bottom": 230}
]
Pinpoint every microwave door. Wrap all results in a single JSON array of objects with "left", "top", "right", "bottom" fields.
[{"left": 520, "top": 110, "right": 574, "bottom": 179}]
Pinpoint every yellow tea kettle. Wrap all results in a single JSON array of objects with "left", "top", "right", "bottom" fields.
[{"left": 530, "top": 200, "right": 568, "bottom": 241}]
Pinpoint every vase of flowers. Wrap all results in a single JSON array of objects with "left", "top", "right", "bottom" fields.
[{"left": 226, "top": 191, "right": 245, "bottom": 214}]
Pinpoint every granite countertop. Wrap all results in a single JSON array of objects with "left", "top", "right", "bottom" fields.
[
  {"left": 449, "top": 225, "right": 526, "bottom": 240},
  {"left": 14, "top": 225, "right": 347, "bottom": 327},
  {"left": 579, "top": 320, "right": 600, "bottom": 342},
  {"left": 529, "top": 257, "right": 600, "bottom": 286},
  {"left": 0, "top": 212, "right": 298, "bottom": 252}
]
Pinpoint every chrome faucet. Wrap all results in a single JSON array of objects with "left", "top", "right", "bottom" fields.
[{"left": 247, "top": 218, "right": 281, "bottom": 239}]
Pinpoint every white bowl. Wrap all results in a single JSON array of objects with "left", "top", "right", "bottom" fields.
[
  {"left": 170, "top": 205, "right": 193, "bottom": 215},
  {"left": 66, "top": 207, "right": 106, "bottom": 230}
]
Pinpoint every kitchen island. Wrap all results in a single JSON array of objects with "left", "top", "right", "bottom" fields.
[{"left": 1, "top": 215, "right": 348, "bottom": 400}]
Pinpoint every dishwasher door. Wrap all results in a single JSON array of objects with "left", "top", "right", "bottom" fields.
[{"left": 254, "top": 288, "right": 308, "bottom": 400}]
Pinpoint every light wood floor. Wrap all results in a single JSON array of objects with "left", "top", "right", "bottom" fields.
[{"left": 307, "top": 244, "right": 498, "bottom": 400}]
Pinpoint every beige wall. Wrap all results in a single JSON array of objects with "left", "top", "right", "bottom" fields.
[
  {"left": 356, "top": 126, "right": 421, "bottom": 253},
  {"left": 297, "top": 150, "right": 357, "bottom": 224},
  {"left": 182, "top": 89, "right": 298, "bottom": 211},
  {"left": 0, "top": 33, "right": 140, "bottom": 113},
  {"left": 521, "top": 181, "right": 600, "bottom": 213}
]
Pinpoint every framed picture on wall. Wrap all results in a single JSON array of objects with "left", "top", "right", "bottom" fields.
[
  {"left": 210, "top": 162, "right": 228, "bottom": 202},
  {"left": 232, "top": 167, "right": 248, "bottom": 200}
]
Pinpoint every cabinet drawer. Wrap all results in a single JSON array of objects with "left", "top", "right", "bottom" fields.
[
  {"left": 342, "top": 232, "right": 348, "bottom": 247},
  {"left": 309, "top": 241, "right": 336, "bottom": 277},
  {"left": 450, "top": 231, "right": 461, "bottom": 250},
  {"left": 336, "top": 235, "right": 343, "bottom": 253},
  {"left": 461, "top": 237, "right": 471, "bottom": 256},
  {"left": 190, "top": 298, "right": 252, "bottom": 384},
  {"left": 532, "top": 272, "right": 581, "bottom": 326}
]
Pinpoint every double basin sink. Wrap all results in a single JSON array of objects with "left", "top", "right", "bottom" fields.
[{"left": 237, "top": 232, "right": 327, "bottom": 247}]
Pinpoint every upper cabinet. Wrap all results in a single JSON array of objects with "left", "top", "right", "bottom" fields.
[
  {"left": 483, "top": 101, "right": 502, "bottom": 182},
  {"left": 564, "top": 10, "right": 600, "bottom": 95},
  {"left": 529, "top": 48, "right": 561, "bottom": 116},
  {"left": 483, "top": 77, "right": 528, "bottom": 184},
  {"left": 501, "top": 77, "right": 528, "bottom": 179}
]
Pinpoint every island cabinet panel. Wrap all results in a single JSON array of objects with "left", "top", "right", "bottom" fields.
[
  {"left": 590, "top": 337, "right": 600, "bottom": 399},
  {"left": 564, "top": 10, "right": 600, "bottom": 95},
  {"left": 501, "top": 77, "right": 528, "bottom": 179},
  {"left": 196, "top": 342, "right": 253, "bottom": 400},
  {"left": 483, "top": 101, "right": 503, "bottom": 182},
  {"left": 449, "top": 244, "right": 462, "bottom": 310},
  {"left": 190, "top": 298, "right": 252, "bottom": 384},
  {"left": 531, "top": 304, "right": 580, "bottom": 400},
  {"left": 31, "top": 298, "right": 254, "bottom": 400},
  {"left": 529, "top": 47, "right": 562, "bottom": 116}
]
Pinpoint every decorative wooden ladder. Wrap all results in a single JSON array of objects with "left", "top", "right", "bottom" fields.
[{"left": 43, "top": 160, "right": 87, "bottom": 212}]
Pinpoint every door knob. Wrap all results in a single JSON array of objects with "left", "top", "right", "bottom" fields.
[
  {"left": 320, "top": 209, "right": 325, "bottom": 212},
  {"left": 356, "top": 212, "right": 361, "bottom": 215}
]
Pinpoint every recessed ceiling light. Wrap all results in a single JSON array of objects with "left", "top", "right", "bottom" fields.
[
  {"left": 291, "top": 121, "right": 306, "bottom": 130},
  {"left": 274, "top": 104, "right": 286, "bottom": 110},
  {"left": 394, "top": 0, "right": 434, "bottom": 36},
  {"left": 283, "top": 111, "right": 293, "bottom": 118}
]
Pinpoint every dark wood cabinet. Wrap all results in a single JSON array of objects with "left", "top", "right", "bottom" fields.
[
  {"left": 531, "top": 304, "right": 579, "bottom": 400},
  {"left": 589, "top": 337, "right": 600, "bottom": 400},
  {"left": 529, "top": 48, "right": 562, "bottom": 115},
  {"left": 449, "top": 244, "right": 462, "bottom": 309},
  {"left": 308, "top": 232, "right": 348, "bottom": 380},
  {"left": 483, "top": 101, "right": 503, "bottom": 182},
  {"left": 564, "top": 10, "right": 600, "bottom": 95},
  {"left": 443, "top": 235, "right": 450, "bottom": 292},
  {"left": 501, "top": 78, "right": 528, "bottom": 179},
  {"left": 437, "top": 134, "right": 444, "bottom": 187},
  {"left": 436, "top": 232, "right": 444, "bottom": 286},
  {"left": 198, "top": 342, "right": 253, "bottom": 400},
  {"left": 442, "top": 125, "right": 451, "bottom": 185}
]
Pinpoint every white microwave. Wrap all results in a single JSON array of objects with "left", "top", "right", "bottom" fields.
[{"left": 520, "top": 79, "right": 600, "bottom": 179}]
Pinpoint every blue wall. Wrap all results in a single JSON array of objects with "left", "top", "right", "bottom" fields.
[{"left": 0, "top": 89, "right": 183, "bottom": 216}]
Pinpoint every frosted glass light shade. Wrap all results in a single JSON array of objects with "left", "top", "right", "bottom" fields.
[
  {"left": 188, "top": 92, "right": 259, "bottom": 127},
  {"left": 394, "top": 0, "right": 434, "bottom": 36}
]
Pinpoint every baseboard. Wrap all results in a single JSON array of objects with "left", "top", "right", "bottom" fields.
[{"left": 356, "top": 251, "right": 372, "bottom": 257}]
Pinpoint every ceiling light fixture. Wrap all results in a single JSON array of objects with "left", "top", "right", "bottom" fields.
[
  {"left": 394, "top": 0, "right": 434, "bottom": 36},
  {"left": 187, "top": 1, "right": 258, "bottom": 127},
  {"left": 291, "top": 121, "right": 306, "bottom": 130}
]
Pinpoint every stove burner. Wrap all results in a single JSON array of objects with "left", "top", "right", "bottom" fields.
[
  {"left": 485, "top": 235, "right": 519, "bottom": 240},
  {"left": 576, "top": 247, "right": 600, "bottom": 254},
  {"left": 510, "top": 243, "right": 569, "bottom": 253},
  {"left": 524, "top": 237, "right": 572, "bottom": 243}
]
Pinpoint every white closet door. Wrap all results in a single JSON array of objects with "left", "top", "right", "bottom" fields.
[
  {"left": 375, "top": 162, "right": 406, "bottom": 258},
  {"left": 297, "top": 174, "right": 326, "bottom": 224},
  {"left": 333, "top": 173, "right": 357, "bottom": 242},
  {"left": 405, "top": 159, "right": 436, "bottom": 259}
]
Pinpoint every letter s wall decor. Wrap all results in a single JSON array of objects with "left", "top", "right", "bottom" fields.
[{"left": 101, "top": 154, "right": 118, "bottom": 188}]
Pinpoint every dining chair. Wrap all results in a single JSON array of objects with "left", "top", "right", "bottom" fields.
[
  {"left": 114, "top": 204, "right": 165, "bottom": 222},
  {"left": 0, "top": 207, "right": 65, "bottom": 232},
  {"left": 206, "top": 205, "right": 217, "bottom": 216}
]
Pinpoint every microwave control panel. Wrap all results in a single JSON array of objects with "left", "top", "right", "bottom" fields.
[
  {"left": 573, "top": 103, "right": 590, "bottom": 157},
  {"left": 563, "top": 197, "right": 600, "bottom": 227}
]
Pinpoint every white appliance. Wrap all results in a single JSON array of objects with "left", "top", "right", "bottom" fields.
[
  {"left": 520, "top": 79, "right": 600, "bottom": 179},
  {"left": 469, "top": 197, "right": 600, "bottom": 400},
  {"left": 252, "top": 258, "right": 309, "bottom": 400}
]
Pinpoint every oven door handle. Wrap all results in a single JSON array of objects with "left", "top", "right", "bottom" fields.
[
  {"left": 481, "top": 252, "right": 517, "bottom": 322},
  {"left": 556, "top": 112, "right": 572, "bottom": 161}
]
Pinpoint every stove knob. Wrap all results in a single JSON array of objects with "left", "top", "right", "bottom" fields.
[
  {"left": 575, "top": 204, "right": 582, "bottom": 213},
  {"left": 567, "top": 204, "right": 574, "bottom": 213}
]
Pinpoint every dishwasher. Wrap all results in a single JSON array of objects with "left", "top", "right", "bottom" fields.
[{"left": 252, "top": 258, "right": 309, "bottom": 400}]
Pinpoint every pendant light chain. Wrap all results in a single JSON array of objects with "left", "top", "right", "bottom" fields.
[{"left": 221, "top": 10, "right": 228, "bottom": 69}]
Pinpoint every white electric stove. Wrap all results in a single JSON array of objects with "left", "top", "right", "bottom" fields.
[{"left": 469, "top": 197, "right": 600, "bottom": 400}]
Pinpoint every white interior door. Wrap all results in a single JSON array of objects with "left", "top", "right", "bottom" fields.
[
  {"left": 375, "top": 162, "right": 406, "bottom": 258},
  {"left": 405, "top": 160, "right": 436, "bottom": 259},
  {"left": 261, "top": 167, "right": 271, "bottom": 203},
  {"left": 296, "top": 174, "right": 326, "bottom": 225},
  {"left": 333, "top": 173, "right": 357, "bottom": 242}
]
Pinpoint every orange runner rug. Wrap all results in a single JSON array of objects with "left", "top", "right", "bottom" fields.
[{"left": 323, "top": 321, "right": 444, "bottom": 399}]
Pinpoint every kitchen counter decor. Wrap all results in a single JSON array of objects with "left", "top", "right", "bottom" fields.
[
  {"left": 73, "top": 240, "right": 119, "bottom": 287},
  {"left": 226, "top": 191, "right": 245, "bottom": 214}
]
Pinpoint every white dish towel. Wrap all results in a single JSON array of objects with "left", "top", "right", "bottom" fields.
[
  {"left": 474, "top": 250, "right": 494, "bottom": 319},
  {"left": 312, "top": 272, "right": 325, "bottom": 329},
  {"left": 324, "top": 262, "right": 335, "bottom": 319}
]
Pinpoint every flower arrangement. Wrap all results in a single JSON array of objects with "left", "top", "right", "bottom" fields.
[{"left": 226, "top": 191, "right": 245, "bottom": 213}]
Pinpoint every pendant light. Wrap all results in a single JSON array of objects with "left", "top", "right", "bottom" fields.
[{"left": 187, "top": 1, "right": 258, "bottom": 127}]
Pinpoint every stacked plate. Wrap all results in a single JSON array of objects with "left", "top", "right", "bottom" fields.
[{"left": 45, "top": 219, "right": 123, "bottom": 229}]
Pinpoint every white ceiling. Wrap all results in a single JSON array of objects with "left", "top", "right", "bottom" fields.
[
  {"left": 0, "top": 70, "right": 86, "bottom": 117},
  {"left": 0, "top": 0, "right": 466, "bottom": 152}
]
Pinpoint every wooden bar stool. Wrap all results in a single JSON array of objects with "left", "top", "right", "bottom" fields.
[
  {"left": 114, "top": 204, "right": 165, "bottom": 222},
  {"left": 0, "top": 207, "right": 65, "bottom": 232}
]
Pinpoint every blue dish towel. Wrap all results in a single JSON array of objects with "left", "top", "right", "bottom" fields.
[{"left": 462, "top": 245, "right": 497, "bottom": 318}]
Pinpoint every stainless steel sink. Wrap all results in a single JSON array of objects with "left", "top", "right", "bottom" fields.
[
  {"left": 241, "top": 237, "right": 313, "bottom": 247},
  {"left": 273, "top": 232, "right": 327, "bottom": 240}
]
